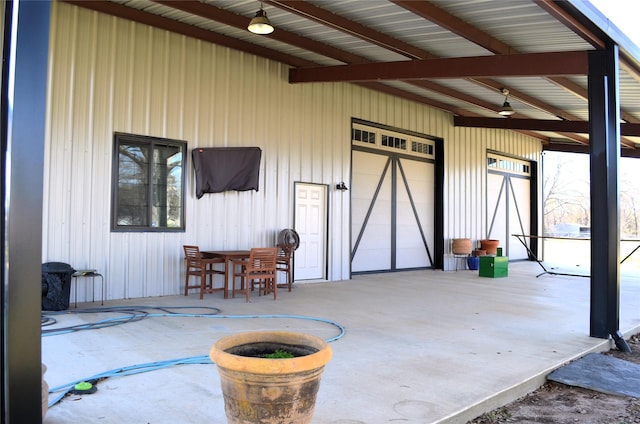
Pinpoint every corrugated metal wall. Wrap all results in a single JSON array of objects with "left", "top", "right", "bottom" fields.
[{"left": 43, "top": 2, "right": 541, "bottom": 301}]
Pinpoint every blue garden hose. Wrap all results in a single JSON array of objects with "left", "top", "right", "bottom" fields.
[{"left": 43, "top": 306, "right": 345, "bottom": 408}]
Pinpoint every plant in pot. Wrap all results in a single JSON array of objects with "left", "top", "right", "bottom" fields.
[{"left": 209, "top": 330, "right": 333, "bottom": 424}]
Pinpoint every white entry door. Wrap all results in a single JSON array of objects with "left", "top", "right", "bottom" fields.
[{"left": 293, "top": 183, "right": 327, "bottom": 280}]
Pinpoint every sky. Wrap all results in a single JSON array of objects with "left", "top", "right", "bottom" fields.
[{"left": 588, "top": 0, "right": 640, "bottom": 47}]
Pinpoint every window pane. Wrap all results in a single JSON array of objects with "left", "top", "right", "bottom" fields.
[
  {"left": 152, "top": 144, "right": 182, "bottom": 228},
  {"left": 117, "top": 143, "right": 149, "bottom": 226},
  {"left": 112, "top": 133, "right": 186, "bottom": 231}
]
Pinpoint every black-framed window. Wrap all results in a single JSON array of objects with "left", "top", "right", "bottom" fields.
[{"left": 111, "top": 133, "right": 186, "bottom": 232}]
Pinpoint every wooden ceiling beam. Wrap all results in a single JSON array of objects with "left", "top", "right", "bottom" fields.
[
  {"left": 396, "top": 1, "right": 640, "bottom": 124},
  {"left": 455, "top": 117, "right": 637, "bottom": 149},
  {"left": 273, "top": 0, "right": 592, "bottom": 121},
  {"left": 395, "top": 1, "right": 595, "bottom": 117},
  {"left": 544, "top": 143, "right": 640, "bottom": 158},
  {"left": 269, "top": 1, "right": 560, "bottom": 142},
  {"left": 454, "top": 117, "right": 640, "bottom": 138},
  {"left": 454, "top": 116, "right": 581, "bottom": 132},
  {"left": 290, "top": 51, "right": 590, "bottom": 83},
  {"left": 266, "top": 0, "right": 547, "bottom": 115}
]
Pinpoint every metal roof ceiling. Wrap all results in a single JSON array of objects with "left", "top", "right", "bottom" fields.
[{"left": 64, "top": 0, "right": 640, "bottom": 156}]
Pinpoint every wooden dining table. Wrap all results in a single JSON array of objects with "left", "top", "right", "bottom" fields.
[{"left": 202, "top": 250, "right": 250, "bottom": 299}]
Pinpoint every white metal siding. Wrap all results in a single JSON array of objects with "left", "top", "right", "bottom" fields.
[{"left": 44, "top": 2, "right": 542, "bottom": 301}]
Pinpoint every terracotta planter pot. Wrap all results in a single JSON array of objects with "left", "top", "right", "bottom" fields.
[
  {"left": 452, "top": 238, "right": 472, "bottom": 255},
  {"left": 480, "top": 239, "right": 500, "bottom": 255},
  {"left": 210, "top": 331, "right": 332, "bottom": 424},
  {"left": 473, "top": 249, "right": 486, "bottom": 257}
]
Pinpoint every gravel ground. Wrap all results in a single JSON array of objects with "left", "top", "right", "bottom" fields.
[{"left": 468, "top": 334, "right": 640, "bottom": 424}]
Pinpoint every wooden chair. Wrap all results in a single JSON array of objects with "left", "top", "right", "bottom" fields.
[
  {"left": 233, "top": 247, "right": 278, "bottom": 302},
  {"left": 183, "top": 245, "right": 225, "bottom": 299},
  {"left": 276, "top": 243, "right": 294, "bottom": 291}
]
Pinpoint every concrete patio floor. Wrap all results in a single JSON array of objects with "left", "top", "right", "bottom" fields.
[{"left": 41, "top": 261, "right": 640, "bottom": 423}]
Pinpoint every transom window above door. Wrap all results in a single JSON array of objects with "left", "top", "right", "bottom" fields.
[
  {"left": 352, "top": 122, "right": 434, "bottom": 159},
  {"left": 487, "top": 152, "right": 531, "bottom": 176}
]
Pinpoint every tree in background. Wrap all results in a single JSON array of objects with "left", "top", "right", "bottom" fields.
[
  {"left": 543, "top": 151, "right": 640, "bottom": 237},
  {"left": 543, "top": 152, "right": 590, "bottom": 234},
  {"left": 621, "top": 171, "right": 640, "bottom": 237}
]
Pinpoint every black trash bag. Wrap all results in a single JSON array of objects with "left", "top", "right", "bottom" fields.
[{"left": 41, "top": 262, "right": 76, "bottom": 311}]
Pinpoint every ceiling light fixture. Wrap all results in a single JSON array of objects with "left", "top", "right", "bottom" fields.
[
  {"left": 498, "top": 88, "right": 515, "bottom": 116},
  {"left": 248, "top": 1, "right": 274, "bottom": 35}
]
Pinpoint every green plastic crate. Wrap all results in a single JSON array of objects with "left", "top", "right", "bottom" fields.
[{"left": 479, "top": 256, "right": 508, "bottom": 278}]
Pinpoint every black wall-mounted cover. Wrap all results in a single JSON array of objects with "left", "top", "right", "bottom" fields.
[{"left": 192, "top": 147, "right": 262, "bottom": 198}]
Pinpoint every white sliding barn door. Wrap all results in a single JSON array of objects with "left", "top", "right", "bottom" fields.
[
  {"left": 396, "top": 157, "right": 435, "bottom": 268},
  {"left": 486, "top": 153, "right": 532, "bottom": 260},
  {"left": 351, "top": 150, "right": 434, "bottom": 273},
  {"left": 351, "top": 151, "right": 393, "bottom": 272}
]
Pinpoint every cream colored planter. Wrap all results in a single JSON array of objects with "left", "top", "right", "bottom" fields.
[{"left": 210, "top": 331, "right": 332, "bottom": 424}]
